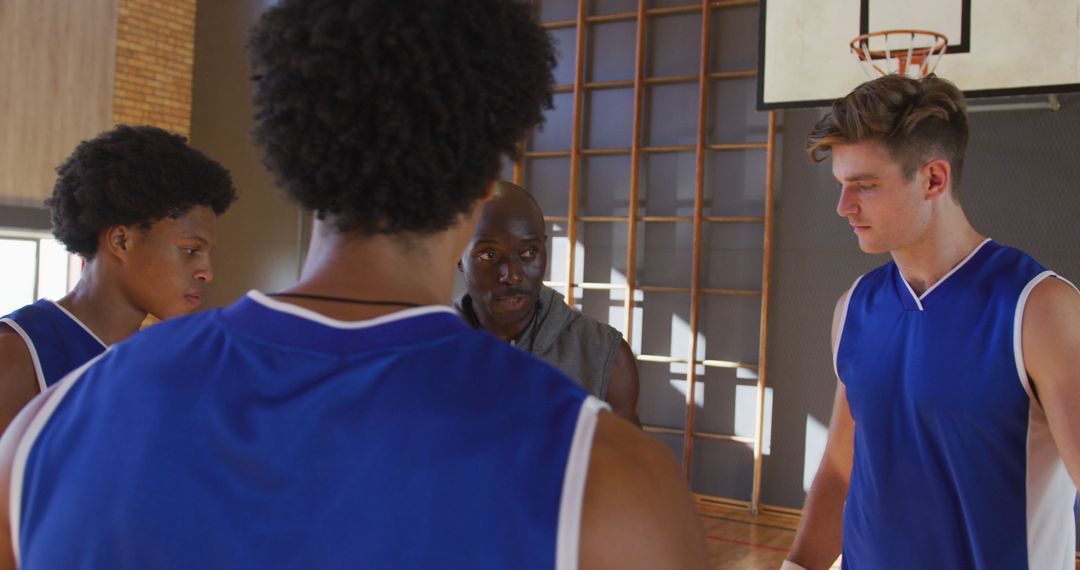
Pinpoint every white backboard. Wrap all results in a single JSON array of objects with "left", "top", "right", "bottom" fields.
[{"left": 758, "top": 0, "right": 1080, "bottom": 109}]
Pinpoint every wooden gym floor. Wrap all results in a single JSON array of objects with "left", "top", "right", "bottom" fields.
[
  {"left": 696, "top": 503, "right": 827, "bottom": 569},
  {"left": 697, "top": 504, "right": 1080, "bottom": 569}
]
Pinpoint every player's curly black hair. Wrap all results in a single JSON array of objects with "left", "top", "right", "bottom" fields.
[
  {"left": 248, "top": 0, "right": 555, "bottom": 235},
  {"left": 46, "top": 125, "right": 237, "bottom": 259}
]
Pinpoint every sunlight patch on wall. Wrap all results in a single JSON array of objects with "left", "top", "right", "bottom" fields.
[
  {"left": 548, "top": 234, "right": 585, "bottom": 293},
  {"left": 669, "top": 379, "right": 704, "bottom": 409},
  {"left": 669, "top": 313, "right": 705, "bottom": 375},
  {"left": 607, "top": 267, "right": 640, "bottom": 337},
  {"left": 804, "top": 414, "right": 829, "bottom": 492},
  {"left": 735, "top": 385, "right": 772, "bottom": 455}
]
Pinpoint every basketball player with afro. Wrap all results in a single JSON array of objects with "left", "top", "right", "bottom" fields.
[
  {"left": 0, "top": 1, "right": 706, "bottom": 568},
  {"left": 0, "top": 125, "right": 235, "bottom": 433}
]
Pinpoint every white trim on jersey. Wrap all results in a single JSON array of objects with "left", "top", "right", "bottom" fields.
[
  {"left": 1024, "top": 403, "right": 1077, "bottom": 570},
  {"left": 899, "top": 238, "right": 992, "bottom": 312},
  {"left": 1056, "top": 275, "right": 1080, "bottom": 296},
  {"left": 9, "top": 351, "right": 107, "bottom": 566},
  {"left": 246, "top": 290, "right": 459, "bottom": 329},
  {"left": 45, "top": 300, "right": 108, "bottom": 349},
  {"left": 832, "top": 275, "right": 863, "bottom": 382},
  {"left": 1013, "top": 270, "right": 1079, "bottom": 569},
  {"left": 0, "top": 319, "right": 47, "bottom": 393},
  {"left": 898, "top": 276, "right": 925, "bottom": 312},
  {"left": 556, "top": 396, "right": 609, "bottom": 570},
  {"left": 1013, "top": 271, "right": 1056, "bottom": 405}
]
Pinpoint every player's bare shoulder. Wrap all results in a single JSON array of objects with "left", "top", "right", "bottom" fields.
[
  {"left": 831, "top": 287, "right": 854, "bottom": 351},
  {"left": 0, "top": 375, "right": 61, "bottom": 570},
  {"left": 1021, "top": 276, "right": 1080, "bottom": 387},
  {"left": 579, "top": 412, "right": 707, "bottom": 569},
  {"left": 0, "top": 323, "right": 41, "bottom": 432},
  {"left": 0, "top": 322, "right": 39, "bottom": 388}
]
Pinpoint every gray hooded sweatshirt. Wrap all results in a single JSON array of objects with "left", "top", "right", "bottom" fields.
[{"left": 456, "top": 285, "right": 622, "bottom": 399}]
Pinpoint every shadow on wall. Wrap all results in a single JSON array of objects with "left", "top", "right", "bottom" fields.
[{"left": 517, "top": 0, "right": 775, "bottom": 502}]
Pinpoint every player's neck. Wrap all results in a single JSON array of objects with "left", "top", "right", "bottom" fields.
[
  {"left": 891, "top": 207, "right": 984, "bottom": 296},
  {"left": 57, "top": 263, "right": 147, "bottom": 345},
  {"left": 281, "top": 218, "right": 467, "bottom": 320}
]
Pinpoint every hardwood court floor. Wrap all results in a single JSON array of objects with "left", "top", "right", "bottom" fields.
[
  {"left": 697, "top": 503, "right": 1080, "bottom": 569},
  {"left": 697, "top": 503, "right": 819, "bottom": 569}
]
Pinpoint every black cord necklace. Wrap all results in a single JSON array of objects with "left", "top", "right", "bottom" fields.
[
  {"left": 267, "top": 292, "right": 424, "bottom": 308},
  {"left": 509, "top": 301, "right": 541, "bottom": 354}
]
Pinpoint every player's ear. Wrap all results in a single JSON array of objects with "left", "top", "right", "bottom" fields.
[
  {"left": 102, "top": 225, "right": 133, "bottom": 260},
  {"left": 923, "top": 159, "right": 951, "bottom": 201}
]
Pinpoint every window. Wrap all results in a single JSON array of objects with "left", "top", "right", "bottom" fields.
[{"left": 0, "top": 230, "right": 80, "bottom": 316}]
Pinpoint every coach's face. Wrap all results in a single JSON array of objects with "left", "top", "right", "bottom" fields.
[
  {"left": 832, "top": 141, "right": 936, "bottom": 256},
  {"left": 461, "top": 198, "right": 547, "bottom": 337}
]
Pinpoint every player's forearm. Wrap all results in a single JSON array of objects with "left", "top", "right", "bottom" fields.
[{"left": 786, "top": 469, "right": 848, "bottom": 569}]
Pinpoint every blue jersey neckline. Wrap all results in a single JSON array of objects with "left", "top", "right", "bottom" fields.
[{"left": 217, "top": 291, "right": 470, "bottom": 356}]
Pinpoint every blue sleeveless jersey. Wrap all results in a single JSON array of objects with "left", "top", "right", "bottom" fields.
[
  {"left": 1, "top": 299, "right": 107, "bottom": 391},
  {"left": 836, "top": 240, "right": 1078, "bottom": 569},
  {"left": 12, "top": 291, "right": 603, "bottom": 569}
]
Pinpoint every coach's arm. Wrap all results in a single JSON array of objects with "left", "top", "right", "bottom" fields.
[{"left": 605, "top": 340, "right": 641, "bottom": 426}]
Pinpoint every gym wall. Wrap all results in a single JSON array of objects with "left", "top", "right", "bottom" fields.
[
  {"left": 518, "top": 0, "right": 775, "bottom": 508},
  {"left": 0, "top": 0, "right": 199, "bottom": 220},
  {"left": 190, "top": 0, "right": 303, "bottom": 309}
]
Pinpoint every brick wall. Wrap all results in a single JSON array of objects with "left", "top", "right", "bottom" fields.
[{"left": 112, "top": 0, "right": 197, "bottom": 137}]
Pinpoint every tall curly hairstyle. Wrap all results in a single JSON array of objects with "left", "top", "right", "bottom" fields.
[
  {"left": 46, "top": 125, "right": 237, "bottom": 259},
  {"left": 248, "top": 0, "right": 555, "bottom": 235},
  {"left": 806, "top": 74, "right": 969, "bottom": 200}
]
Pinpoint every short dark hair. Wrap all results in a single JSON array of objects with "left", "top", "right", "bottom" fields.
[
  {"left": 248, "top": 0, "right": 556, "bottom": 235},
  {"left": 806, "top": 74, "right": 969, "bottom": 199},
  {"left": 46, "top": 125, "right": 237, "bottom": 259}
]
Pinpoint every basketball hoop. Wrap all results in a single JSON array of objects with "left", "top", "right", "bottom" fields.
[{"left": 850, "top": 30, "right": 948, "bottom": 79}]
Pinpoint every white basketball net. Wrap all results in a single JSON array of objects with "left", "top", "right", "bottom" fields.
[{"left": 850, "top": 30, "right": 949, "bottom": 79}]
